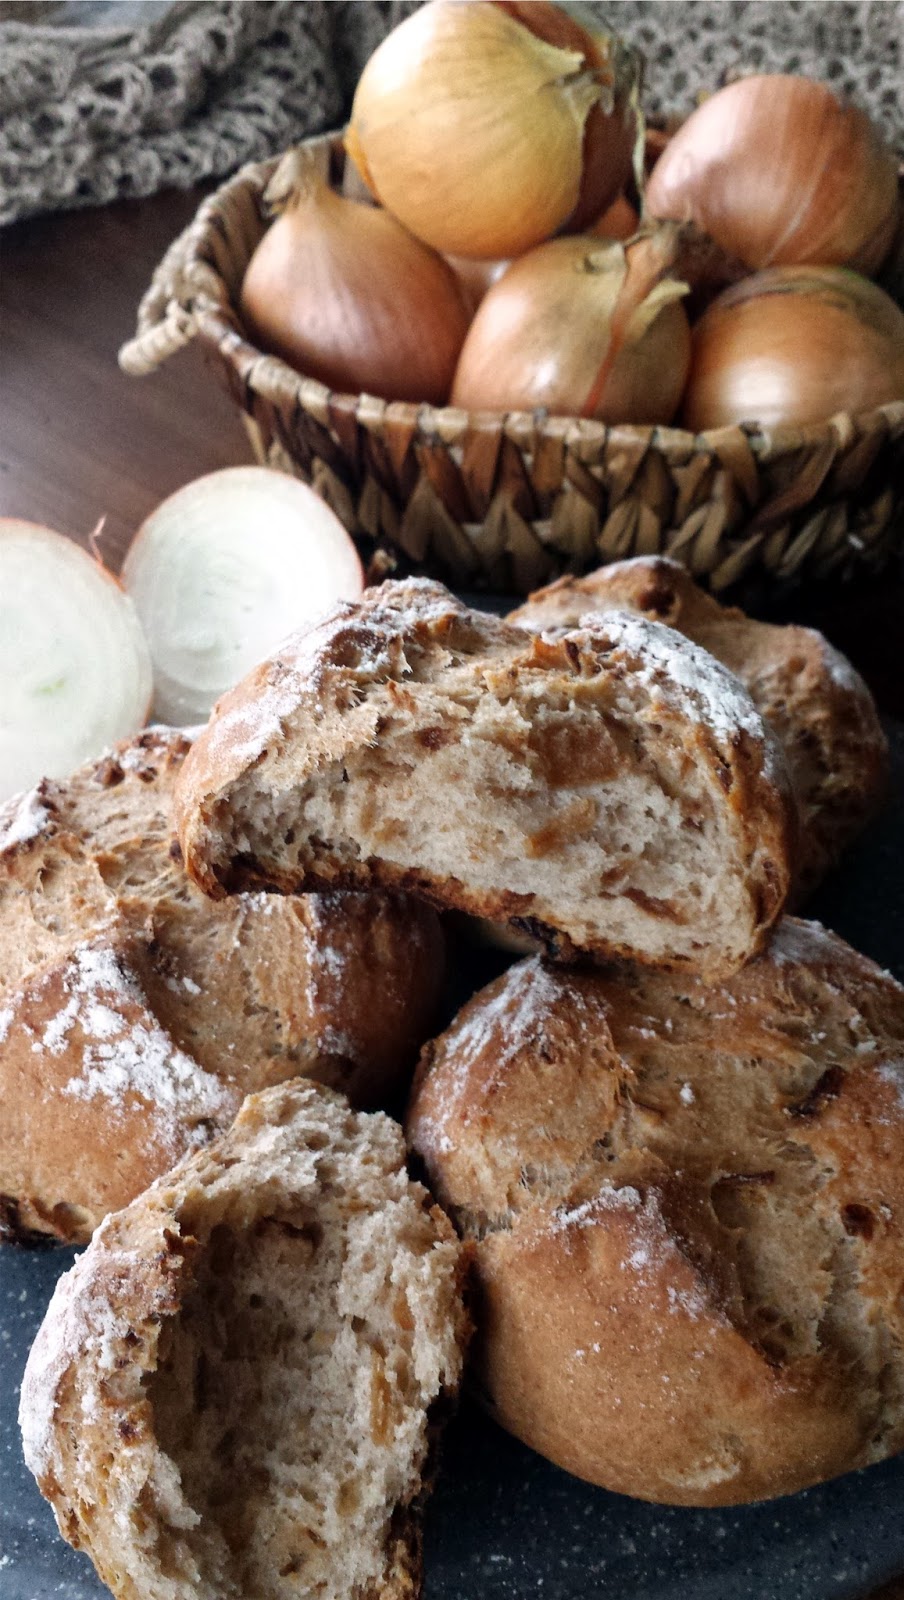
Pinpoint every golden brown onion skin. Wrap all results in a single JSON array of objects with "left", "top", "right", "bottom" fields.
[
  {"left": 681, "top": 266, "right": 904, "bottom": 432},
  {"left": 445, "top": 254, "right": 510, "bottom": 314},
  {"left": 494, "top": 1, "right": 637, "bottom": 234},
  {"left": 588, "top": 194, "right": 640, "bottom": 241},
  {"left": 451, "top": 235, "right": 691, "bottom": 424},
  {"left": 346, "top": 0, "right": 638, "bottom": 260},
  {"left": 239, "top": 170, "right": 472, "bottom": 405},
  {"left": 646, "top": 75, "right": 900, "bottom": 276}
]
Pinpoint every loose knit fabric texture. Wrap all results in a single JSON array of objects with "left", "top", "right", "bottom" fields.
[{"left": 1, "top": 0, "right": 902, "bottom": 227}]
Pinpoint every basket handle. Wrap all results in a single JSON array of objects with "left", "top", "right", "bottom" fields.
[{"left": 118, "top": 223, "right": 224, "bottom": 376}]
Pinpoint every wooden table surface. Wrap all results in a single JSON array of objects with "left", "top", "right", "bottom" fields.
[
  {"left": 1, "top": 184, "right": 903, "bottom": 718},
  {"left": 0, "top": 185, "right": 252, "bottom": 573}
]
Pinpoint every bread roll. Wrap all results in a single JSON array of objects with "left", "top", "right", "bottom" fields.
[
  {"left": 20, "top": 1079, "right": 469, "bottom": 1600},
  {"left": 0, "top": 729, "right": 445, "bottom": 1243},
  {"left": 0, "top": 929, "right": 234, "bottom": 1245},
  {"left": 175, "top": 579, "right": 794, "bottom": 981},
  {"left": 509, "top": 556, "right": 888, "bottom": 899},
  {"left": 407, "top": 921, "right": 904, "bottom": 1505}
]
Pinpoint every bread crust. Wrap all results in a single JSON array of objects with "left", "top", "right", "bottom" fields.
[
  {"left": 20, "top": 1080, "right": 469, "bottom": 1600},
  {"left": 406, "top": 921, "right": 904, "bottom": 1505},
  {"left": 0, "top": 931, "right": 238, "bottom": 1244},
  {"left": 509, "top": 556, "right": 888, "bottom": 900},
  {"left": 0, "top": 729, "right": 445, "bottom": 1243},
  {"left": 174, "top": 579, "right": 795, "bottom": 980}
]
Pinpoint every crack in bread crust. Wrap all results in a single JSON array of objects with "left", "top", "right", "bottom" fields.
[
  {"left": 509, "top": 556, "right": 888, "bottom": 902},
  {"left": 406, "top": 924, "right": 904, "bottom": 1506}
]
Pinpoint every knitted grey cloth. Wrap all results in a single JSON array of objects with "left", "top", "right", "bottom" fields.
[{"left": 1, "top": 0, "right": 901, "bottom": 228}]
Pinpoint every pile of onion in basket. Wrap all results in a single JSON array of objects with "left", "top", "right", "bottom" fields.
[{"left": 240, "top": 0, "right": 904, "bottom": 431}]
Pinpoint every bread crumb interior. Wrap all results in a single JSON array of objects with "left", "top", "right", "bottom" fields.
[
  {"left": 146, "top": 1181, "right": 444, "bottom": 1598},
  {"left": 228, "top": 674, "right": 760, "bottom": 969}
]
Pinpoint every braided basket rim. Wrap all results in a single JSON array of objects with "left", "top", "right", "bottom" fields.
[{"left": 120, "top": 128, "right": 904, "bottom": 596}]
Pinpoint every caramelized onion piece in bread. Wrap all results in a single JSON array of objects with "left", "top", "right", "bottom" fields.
[
  {"left": 21, "top": 1080, "right": 469, "bottom": 1600},
  {"left": 0, "top": 729, "right": 444, "bottom": 1244},
  {"left": 175, "top": 580, "right": 794, "bottom": 981},
  {"left": 510, "top": 555, "right": 888, "bottom": 901}
]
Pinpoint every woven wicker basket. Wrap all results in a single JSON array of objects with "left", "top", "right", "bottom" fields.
[{"left": 120, "top": 130, "right": 904, "bottom": 597}]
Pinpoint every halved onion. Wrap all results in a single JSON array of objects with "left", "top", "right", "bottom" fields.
[
  {"left": 0, "top": 520, "right": 152, "bottom": 801},
  {"left": 121, "top": 467, "right": 364, "bottom": 726}
]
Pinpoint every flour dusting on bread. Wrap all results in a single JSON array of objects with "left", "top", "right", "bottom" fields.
[
  {"left": 551, "top": 1186, "right": 643, "bottom": 1229},
  {"left": 44, "top": 943, "right": 233, "bottom": 1127},
  {"left": 877, "top": 1060, "right": 904, "bottom": 1109},
  {"left": 21, "top": 1081, "right": 469, "bottom": 1600},
  {"left": 176, "top": 579, "right": 794, "bottom": 980},
  {"left": 0, "top": 786, "right": 53, "bottom": 851},
  {"left": 407, "top": 922, "right": 904, "bottom": 1505},
  {"left": 418, "top": 958, "right": 568, "bottom": 1155},
  {"left": 571, "top": 609, "right": 767, "bottom": 749}
]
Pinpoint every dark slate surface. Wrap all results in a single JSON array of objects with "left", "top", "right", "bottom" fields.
[{"left": 1, "top": 723, "right": 902, "bottom": 1600}]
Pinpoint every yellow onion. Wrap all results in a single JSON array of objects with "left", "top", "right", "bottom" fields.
[
  {"left": 346, "top": 0, "right": 642, "bottom": 260},
  {"left": 589, "top": 193, "right": 639, "bottom": 241},
  {"left": 239, "top": 149, "right": 472, "bottom": 405},
  {"left": 646, "top": 75, "right": 900, "bottom": 276},
  {"left": 681, "top": 266, "right": 904, "bottom": 432},
  {"left": 451, "top": 231, "right": 691, "bottom": 423},
  {"left": 445, "top": 254, "right": 510, "bottom": 313}
]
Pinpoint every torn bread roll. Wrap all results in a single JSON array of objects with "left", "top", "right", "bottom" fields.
[
  {"left": 406, "top": 922, "right": 904, "bottom": 1506},
  {"left": 174, "top": 579, "right": 794, "bottom": 981},
  {"left": 20, "top": 1079, "right": 470, "bottom": 1600},
  {"left": 0, "top": 729, "right": 444, "bottom": 1243},
  {"left": 509, "top": 556, "right": 888, "bottom": 900}
]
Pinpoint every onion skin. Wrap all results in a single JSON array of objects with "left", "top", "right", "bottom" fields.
[
  {"left": 445, "top": 254, "right": 510, "bottom": 313},
  {"left": 451, "top": 233, "right": 691, "bottom": 424},
  {"left": 681, "top": 266, "right": 904, "bottom": 432},
  {"left": 588, "top": 194, "right": 639, "bottom": 241},
  {"left": 646, "top": 75, "right": 900, "bottom": 276},
  {"left": 239, "top": 150, "right": 472, "bottom": 405},
  {"left": 346, "top": 0, "right": 640, "bottom": 259}
]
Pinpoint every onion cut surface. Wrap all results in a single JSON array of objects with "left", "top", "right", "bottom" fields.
[
  {"left": 0, "top": 520, "right": 152, "bottom": 802},
  {"left": 121, "top": 467, "right": 364, "bottom": 726}
]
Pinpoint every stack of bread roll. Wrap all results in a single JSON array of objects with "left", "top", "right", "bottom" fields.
[
  {"left": 0, "top": 727, "right": 446, "bottom": 1242},
  {"left": 11, "top": 560, "right": 903, "bottom": 1598}
]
